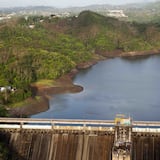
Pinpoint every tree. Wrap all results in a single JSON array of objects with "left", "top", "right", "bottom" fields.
[{"left": 0, "top": 104, "right": 8, "bottom": 117}]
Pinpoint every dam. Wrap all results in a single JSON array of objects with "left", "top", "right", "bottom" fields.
[{"left": 0, "top": 117, "right": 160, "bottom": 160}]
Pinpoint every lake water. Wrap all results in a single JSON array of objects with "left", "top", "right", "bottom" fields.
[{"left": 32, "top": 55, "right": 160, "bottom": 121}]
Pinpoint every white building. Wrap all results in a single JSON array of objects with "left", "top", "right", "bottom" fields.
[
  {"left": 107, "top": 10, "right": 128, "bottom": 18},
  {"left": 0, "top": 86, "right": 16, "bottom": 93}
]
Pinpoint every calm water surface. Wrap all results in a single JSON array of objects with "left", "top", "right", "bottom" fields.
[{"left": 32, "top": 55, "right": 160, "bottom": 121}]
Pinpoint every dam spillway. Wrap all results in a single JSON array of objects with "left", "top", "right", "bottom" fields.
[
  {"left": 0, "top": 118, "right": 160, "bottom": 160},
  {"left": 0, "top": 128, "right": 114, "bottom": 160}
]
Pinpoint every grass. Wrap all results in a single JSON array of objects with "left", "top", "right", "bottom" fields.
[
  {"left": 11, "top": 96, "right": 42, "bottom": 108},
  {"left": 11, "top": 100, "right": 29, "bottom": 108},
  {"left": 32, "top": 79, "right": 55, "bottom": 87}
]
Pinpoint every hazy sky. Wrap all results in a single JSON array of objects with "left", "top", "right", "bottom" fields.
[{"left": 0, "top": 0, "right": 157, "bottom": 8}]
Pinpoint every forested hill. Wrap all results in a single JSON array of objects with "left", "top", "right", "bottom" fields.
[{"left": 0, "top": 10, "right": 160, "bottom": 111}]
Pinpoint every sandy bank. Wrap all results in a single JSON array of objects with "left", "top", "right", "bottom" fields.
[{"left": 98, "top": 49, "right": 160, "bottom": 58}]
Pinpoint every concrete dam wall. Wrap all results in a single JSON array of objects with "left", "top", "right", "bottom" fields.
[
  {"left": 0, "top": 129, "right": 160, "bottom": 160},
  {"left": 0, "top": 129, "right": 114, "bottom": 160},
  {"left": 132, "top": 135, "right": 160, "bottom": 160}
]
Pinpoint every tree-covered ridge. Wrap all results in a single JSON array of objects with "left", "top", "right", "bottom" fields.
[
  {"left": 71, "top": 11, "right": 160, "bottom": 52},
  {"left": 0, "top": 21, "right": 91, "bottom": 107},
  {"left": 1, "top": 10, "right": 160, "bottom": 112}
]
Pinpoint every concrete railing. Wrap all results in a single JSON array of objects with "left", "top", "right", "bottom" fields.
[
  {"left": 133, "top": 127, "right": 160, "bottom": 133},
  {"left": 0, "top": 118, "right": 114, "bottom": 126},
  {"left": 0, "top": 124, "right": 115, "bottom": 133},
  {"left": 133, "top": 121, "right": 160, "bottom": 127},
  {"left": 0, "top": 118, "right": 114, "bottom": 131},
  {"left": 0, "top": 118, "right": 160, "bottom": 132}
]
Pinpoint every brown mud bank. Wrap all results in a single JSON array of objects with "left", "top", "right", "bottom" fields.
[
  {"left": 10, "top": 96, "right": 49, "bottom": 117},
  {"left": 97, "top": 49, "right": 160, "bottom": 58},
  {"left": 31, "top": 58, "right": 102, "bottom": 97},
  {"left": 10, "top": 57, "right": 102, "bottom": 117},
  {"left": 31, "top": 58, "right": 103, "bottom": 97},
  {"left": 9, "top": 68, "right": 85, "bottom": 117},
  {"left": 31, "top": 75, "right": 83, "bottom": 97},
  {"left": 10, "top": 74, "right": 83, "bottom": 117}
]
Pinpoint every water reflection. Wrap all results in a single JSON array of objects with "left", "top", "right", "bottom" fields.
[{"left": 32, "top": 55, "right": 160, "bottom": 121}]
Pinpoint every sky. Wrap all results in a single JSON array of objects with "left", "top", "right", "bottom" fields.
[{"left": 0, "top": 0, "right": 158, "bottom": 8}]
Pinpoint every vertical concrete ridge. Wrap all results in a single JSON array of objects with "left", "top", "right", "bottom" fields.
[
  {"left": 76, "top": 134, "right": 83, "bottom": 160},
  {"left": 132, "top": 136, "right": 160, "bottom": 160},
  {"left": 48, "top": 134, "right": 55, "bottom": 160},
  {"left": 82, "top": 135, "right": 89, "bottom": 160},
  {"left": 48, "top": 133, "right": 58, "bottom": 160}
]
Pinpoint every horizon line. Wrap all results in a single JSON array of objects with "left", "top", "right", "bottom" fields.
[{"left": 0, "top": 1, "right": 156, "bottom": 10}]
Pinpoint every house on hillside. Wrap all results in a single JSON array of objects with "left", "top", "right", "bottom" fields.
[
  {"left": 29, "top": 24, "right": 35, "bottom": 29},
  {"left": 107, "top": 10, "right": 128, "bottom": 18},
  {"left": 0, "top": 86, "right": 16, "bottom": 93}
]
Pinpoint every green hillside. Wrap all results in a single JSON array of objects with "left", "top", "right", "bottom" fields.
[
  {"left": 0, "top": 11, "right": 160, "bottom": 114},
  {"left": 124, "top": 1, "right": 160, "bottom": 22},
  {"left": 71, "top": 11, "right": 160, "bottom": 52}
]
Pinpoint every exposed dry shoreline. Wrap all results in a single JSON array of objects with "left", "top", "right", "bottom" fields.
[
  {"left": 10, "top": 50, "right": 160, "bottom": 117},
  {"left": 10, "top": 60, "right": 98, "bottom": 117}
]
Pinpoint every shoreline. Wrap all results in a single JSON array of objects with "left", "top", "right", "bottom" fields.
[
  {"left": 10, "top": 50, "right": 160, "bottom": 117},
  {"left": 10, "top": 60, "right": 97, "bottom": 117}
]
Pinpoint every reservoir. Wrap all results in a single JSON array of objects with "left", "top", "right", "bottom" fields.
[{"left": 32, "top": 55, "right": 160, "bottom": 121}]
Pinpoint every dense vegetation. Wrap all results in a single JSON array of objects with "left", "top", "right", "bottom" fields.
[
  {"left": 0, "top": 141, "right": 9, "bottom": 160},
  {"left": 1, "top": 10, "right": 160, "bottom": 115},
  {"left": 124, "top": 1, "right": 160, "bottom": 23}
]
